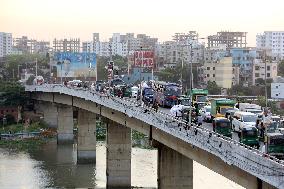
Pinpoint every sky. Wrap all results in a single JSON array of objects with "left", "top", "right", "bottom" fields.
[{"left": 1, "top": 0, "right": 284, "bottom": 46}]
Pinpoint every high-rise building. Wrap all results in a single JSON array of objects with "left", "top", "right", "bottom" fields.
[
  {"left": 0, "top": 32, "right": 12, "bottom": 57},
  {"left": 256, "top": 31, "right": 284, "bottom": 61}
]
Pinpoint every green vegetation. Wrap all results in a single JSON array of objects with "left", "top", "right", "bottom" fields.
[
  {"left": 96, "top": 121, "right": 106, "bottom": 141},
  {"left": 0, "top": 121, "right": 51, "bottom": 152},
  {"left": 97, "top": 55, "right": 128, "bottom": 81},
  {"left": 278, "top": 60, "right": 284, "bottom": 77},
  {"left": 0, "top": 81, "right": 28, "bottom": 107},
  {"left": 0, "top": 138, "right": 47, "bottom": 152},
  {"left": 207, "top": 81, "right": 221, "bottom": 95},
  {"left": 157, "top": 63, "right": 198, "bottom": 90},
  {"left": 2, "top": 54, "right": 50, "bottom": 81}
]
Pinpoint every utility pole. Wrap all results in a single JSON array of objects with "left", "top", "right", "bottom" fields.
[
  {"left": 264, "top": 51, "right": 268, "bottom": 108},
  {"left": 35, "top": 58, "right": 38, "bottom": 77}
]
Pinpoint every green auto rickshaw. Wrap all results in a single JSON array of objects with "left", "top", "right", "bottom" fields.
[
  {"left": 212, "top": 117, "right": 232, "bottom": 138},
  {"left": 239, "top": 126, "right": 259, "bottom": 148},
  {"left": 123, "top": 86, "right": 132, "bottom": 98},
  {"left": 264, "top": 133, "right": 284, "bottom": 159}
]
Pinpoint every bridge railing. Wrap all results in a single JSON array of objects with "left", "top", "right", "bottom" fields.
[{"left": 26, "top": 84, "right": 284, "bottom": 188}]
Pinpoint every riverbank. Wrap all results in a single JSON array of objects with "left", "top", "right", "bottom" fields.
[{"left": 0, "top": 121, "right": 56, "bottom": 152}]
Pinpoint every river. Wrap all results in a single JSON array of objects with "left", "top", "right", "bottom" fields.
[{"left": 0, "top": 140, "right": 244, "bottom": 189}]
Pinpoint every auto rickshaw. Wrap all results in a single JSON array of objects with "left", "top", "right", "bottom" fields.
[
  {"left": 212, "top": 117, "right": 232, "bottom": 138},
  {"left": 123, "top": 86, "right": 132, "bottom": 98},
  {"left": 263, "top": 133, "right": 284, "bottom": 159},
  {"left": 239, "top": 126, "right": 259, "bottom": 148}
]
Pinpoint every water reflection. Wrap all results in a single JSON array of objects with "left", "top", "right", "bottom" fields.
[{"left": 0, "top": 139, "right": 243, "bottom": 189}]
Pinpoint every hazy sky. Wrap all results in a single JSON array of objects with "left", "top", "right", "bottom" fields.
[{"left": 1, "top": 0, "right": 284, "bottom": 46}]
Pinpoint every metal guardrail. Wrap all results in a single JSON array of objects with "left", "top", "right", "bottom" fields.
[{"left": 26, "top": 84, "right": 284, "bottom": 188}]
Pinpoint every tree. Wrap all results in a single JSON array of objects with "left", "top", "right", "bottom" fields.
[
  {"left": 278, "top": 60, "right": 284, "bottom": 77},
  {"left": 207, "top": 81, "right": 221, "bottom": 95},
  {"left": 26, "top": 75, "right": 35, "bottom": 85},
  {"left": 0, "top": 81, "right": 28, "bottom": 107}
]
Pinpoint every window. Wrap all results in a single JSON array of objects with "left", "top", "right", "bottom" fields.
[
  {"left": 255, "top": 66, "right": 260, "bottom": 70},
  {"left": 213, "top": 67, "right": 215, "bottom": 70},
  {"left": 207, "top": 67, "right": 210, "bottom": 70},
  {"left": 255, "top": 73, "right": 260, "bottom": 77},
  {"left": 207, "top": 74, "right": 210, "bottom": 77},
  {"left": 213, "top": 74, "right": 215, "bottom": 77},
  {"left": 276, "top": 86, "right": 278, "bottom": 89},
  {"left": 267, "top": 73, "right": 271, "bottom": 77},
  {"left": 276, "top": 94, "right": 279, "bottom": 96},
  {"left": 267, "top": 66, "right": 270, "bottom": 71}
]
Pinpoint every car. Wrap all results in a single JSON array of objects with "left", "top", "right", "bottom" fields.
[
  {"left": 131, "top": 86, "right": 139, "bottom": 98},
  {"left": 200, "top": 106, "right": 211, "bottom": 122},
  {"left": 232, "top": 111, "right": 258, "bottom": 132}
]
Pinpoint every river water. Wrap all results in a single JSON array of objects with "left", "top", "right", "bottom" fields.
[{"left": 0, "top": 140, "right": 244, "bottom": 189}]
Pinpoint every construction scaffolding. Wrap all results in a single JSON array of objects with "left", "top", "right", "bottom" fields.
[{"left": 208, "top": 31, "right": 247, "bottom": 48}]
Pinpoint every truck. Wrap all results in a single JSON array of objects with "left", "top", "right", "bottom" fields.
[
  {"left": 210, "top": 99, "right": 236, "bottom": 119},
  {"left": 189, "top": 88, "right": 208, "bottom": 104},
  {"left": 188, "top": 89, "right": 208, "bottom": 113}
]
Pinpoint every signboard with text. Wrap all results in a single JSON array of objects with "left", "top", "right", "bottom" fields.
[{"left": 134, "top": 50, "right": 154, "bottom": 68}]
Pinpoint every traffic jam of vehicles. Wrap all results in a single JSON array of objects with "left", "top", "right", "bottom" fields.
[{"left": 36, "top": 78, "right": 284, "bottom": 160}]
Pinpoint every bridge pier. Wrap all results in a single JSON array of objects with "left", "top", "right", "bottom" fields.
[
  {"left": 106, "top": 120, "right": 131, "bottom": 189},
  {"left": 57, "top": 105, "right": 74, "bottom": 144},
  {"left": 36, "top": 102, "right": 58, "bottom": 128},
  {"left": 77, "top": 109, "right": 96, "bottom": 164},
  {"left": 157, "top": 144, "right": 193, "bottom": 189}
]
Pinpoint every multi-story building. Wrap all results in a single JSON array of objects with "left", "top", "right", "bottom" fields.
[
  {"left": 82, "top": 41, "right": 94, "bottom": 53},
  {"left": 34, "top": 41, "right": 50, "bottom": 54},
  {"left": 256, "top": 31, "right": 284, "bottom": 60},
  {"left": 252, "top": 60, "right": 278, "bottom": 85},
  {"left": 203, "top": 57, "right": 233, "bottom": 89},
  {"left": 271, "top": 77, "right": 284, "bottom": 99},
  {"left": 14, "top": 36, "right": 50, "bottom": 54},
  {"left": 53, "top": 38, "right": 80, "bottom": 52},
  {"left": 0, "top": 32, "right": 12, "bottom": 57},
  {"left": 157, "top": 32, "right": 205, "bottom": 70},
  {"left": 208, "top": 31, "right": 247, "bottom": 49}
]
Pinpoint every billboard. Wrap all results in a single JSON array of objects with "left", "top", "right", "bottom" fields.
[
  {"left": 134, "top": 50, "right": 154, "bottom": 68},
  {"left": 54, "top": 52, "right": 96, "bottom": 78}
]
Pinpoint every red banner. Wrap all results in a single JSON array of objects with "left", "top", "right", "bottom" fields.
[{"left": 134, "top": 51, "right": 154, "bottom": 68}]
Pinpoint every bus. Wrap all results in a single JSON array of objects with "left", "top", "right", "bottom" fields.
[{"left": 152, "top": 81, "right": 181, "bottom": 107}]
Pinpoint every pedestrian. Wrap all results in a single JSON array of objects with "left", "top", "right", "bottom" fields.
[
  {"left": 153, "top": 100, "right": 159, "bottom": 112},
  {"left": 197, "top": 114, "right": 203, "bottom": 126}
]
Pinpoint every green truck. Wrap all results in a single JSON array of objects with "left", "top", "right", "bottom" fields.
[
  {"left": 211, "top": 99, "right": 236, "bottom": 119},
  {"left": 189, "top": 89, "right": 208, "bottom": 104}
]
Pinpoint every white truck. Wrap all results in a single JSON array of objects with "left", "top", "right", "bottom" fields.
[{"left": 239, "top": 103, "right": 261, "bottom": 112}]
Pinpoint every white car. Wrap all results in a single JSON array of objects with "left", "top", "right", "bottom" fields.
[
  {"left": 131, "top": 86, "right": 139, "bottom": 98},
  {"left": 200, "top": 106, "right": 211, "bottom": 122},
  {"left": 232, "top": 111, "right": 258, "bottom": 132}
]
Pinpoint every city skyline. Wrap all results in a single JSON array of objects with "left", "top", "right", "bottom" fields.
[{"left": 1, "top": 0, "right": 284, "bottom": 45}]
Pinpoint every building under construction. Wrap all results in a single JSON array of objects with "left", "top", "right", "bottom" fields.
[
  {"left": 172, "top": 31, "right": 199, "bottom": 44},
  {"left": 53, "top": 38, "right": 80, "bottom": 52},
  {"left": 207, "top": 31, "right": 247, "bottom": 48}
]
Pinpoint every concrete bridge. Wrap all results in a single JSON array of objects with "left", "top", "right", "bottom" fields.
[{"left": 26, "top": 84, "right": 284, "bottom": 189}]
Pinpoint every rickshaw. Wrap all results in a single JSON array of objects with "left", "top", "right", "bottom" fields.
[
  {"left": 239, "top": 126, "right": 259, "bottom": 148},
  {"left": 123, "top": 86, "right": 132, "bottom": 98},
  {"left": 212, "top": 117, "right": 232, "bottom": 138}
]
